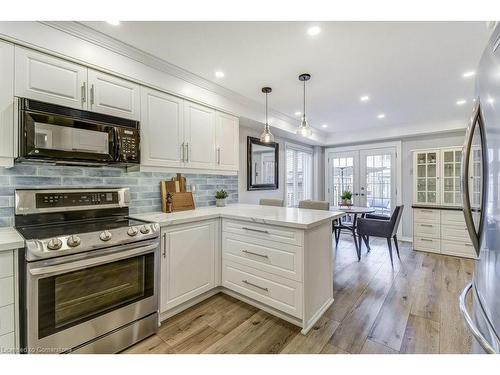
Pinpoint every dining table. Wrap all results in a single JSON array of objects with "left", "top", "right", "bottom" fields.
[{"left": 331, "top": 206, "right": 376, "bottom": 260}]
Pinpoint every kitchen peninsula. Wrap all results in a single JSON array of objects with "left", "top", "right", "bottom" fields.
[{"left": 132, "top": 204, "right": 344, "bottom": 334}]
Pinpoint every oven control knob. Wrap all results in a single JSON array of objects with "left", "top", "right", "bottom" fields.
[
  {"left": 127, "top": 227, "right": 139, "bottom": 237},
  {"left": 140, "top": 225, "right": 150, "bottom": 234},
  {"left": 99, "top": 230, "right": 112, "bottom": 242},
  {"left": 67, "top": 235, "right": 81, "bottom": 248},
  {"left": 47, "top": 238, "right": 63, "bottom": 251}
]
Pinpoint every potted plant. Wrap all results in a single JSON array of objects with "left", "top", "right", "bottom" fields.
[
  {"left": 341, "top": 191, "right": 353, "bottom": 205},
  {"left": 215, "top": 189, "right": 229, "bottom": 207}
]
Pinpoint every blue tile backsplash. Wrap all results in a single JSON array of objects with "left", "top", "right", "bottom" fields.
[{"left": 0, "top": 164, "right": 239, "bottom": 227}]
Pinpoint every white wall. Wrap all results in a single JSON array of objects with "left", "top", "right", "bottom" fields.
[{"left": 238, "top": 119, "right": 321, "bottom": 205}]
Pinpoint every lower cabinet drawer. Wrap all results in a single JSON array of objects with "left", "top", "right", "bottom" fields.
[
  {"left": 0, "top": 277, "right": 13, "bottom": 307},
  {"left": 441, "top": 240, "right": 477, "bottom": 259},
  {"left": 0, "top": 304, "right": 14, "bottom": 336},
  {"left": 222, "top": 219, "right": 304, "bottom": 247},
  {"left": 441, "top": 225, "right": 471, "bottom": 242},
  {"left": 413, "top": 208, "right": 440, "bottom": 223},
  {"left": 441, "top": 210, "right": 465, "bottom": 225},
  {"left": 222, "top": 260, "right": 303, "bottom": 319},
  {"left": 414, "top": 222, "right": 440, "bottom": 238},
  {"left": 0, "top": 251, "right": 13, "bottom": 279},
  {"left": 222, "top": 233, "right": 303, "bottom": 281},
  {"left": 413, "top": 237, "right": 441, "bottom": 254},
  {"left": 0, "top": 332, "right": 15, "bottom": 353}
]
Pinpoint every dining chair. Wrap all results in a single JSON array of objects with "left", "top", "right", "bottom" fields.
[
  {"left": 298, "top": 200, "right": 330, "bottom": 210},
  {"left": 259, "top": 198, "right": 285, "bottom": 207},
  {"left": 356, "top": 205, "right": 404, "bottom": 265}
]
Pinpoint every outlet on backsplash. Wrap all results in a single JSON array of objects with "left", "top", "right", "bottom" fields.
[{"left": 0, "top": 165, "right": 238, "bottom": 227}]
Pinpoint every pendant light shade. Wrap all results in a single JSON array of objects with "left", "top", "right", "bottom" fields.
[
  {"left": 297, "top": 73, "right": 313, "bottom": 137},
  {"left": 260, "top": 87, "right": 274, "bottom": 143}
]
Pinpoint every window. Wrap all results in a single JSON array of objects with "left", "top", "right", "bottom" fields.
[{"left": 286, "top": 146, "right": 313, "bottom": 207}]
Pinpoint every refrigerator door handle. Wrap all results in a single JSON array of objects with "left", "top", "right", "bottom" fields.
[
  {"left": 459, "top": 282, "right": 496, "bottom": 354},
  {"left": 461, "top": 101, "right": 483, "bottom": 256}
]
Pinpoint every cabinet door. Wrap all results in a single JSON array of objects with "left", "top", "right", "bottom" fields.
[
  {"left": 0, "top": 41, "right": 14, "bottom": 165},
  {"left": 216, "top": 112, "right": 239, "bottom": 171},
  {"left": 184, "top": 101, "right": 216, "bottom": 169},
  {"left": 414, "top": 150, "right": 440, "bottom": 205},
  {"left": 88, "top": 69, "right": 140, "bottom": 120},
  {"left": 441, "top": 148, "right": 462, "bottom": 206},
  {"left": 15, "top": 47, "right": 87, "bottom": 109},
  {"left": 140, "top": 87, "right": 184, "bottom": 168},
  {"left": 160, "top": 220, "right": 216, "bottom": 312}
]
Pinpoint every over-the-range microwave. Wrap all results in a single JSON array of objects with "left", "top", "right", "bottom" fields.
[{"left": 17, "top": 98, "right": 140, "bottom": 167}]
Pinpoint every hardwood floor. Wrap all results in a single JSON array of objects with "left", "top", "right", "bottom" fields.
[{"left": 124, "top": 235, "right": 474, "bottom": 354}]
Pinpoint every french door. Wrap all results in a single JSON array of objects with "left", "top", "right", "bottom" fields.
[{"left": 328, "top": 147, "right": 396, "bottom": 215}]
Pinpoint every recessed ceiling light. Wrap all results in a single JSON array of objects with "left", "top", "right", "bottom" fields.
[
  {"left": 321, "top": 124, "right": 328, "bottom": 128},
  {"left": 456, "top": 99, "right": 467, "bottom": 106},
  {"left": 106, "top": 21, "right": 120, "bottom": 26},
  {"left": 294, "top": 111, "right": 302, "bottom": 116},
  {"left": 307, "top": 26, "right": 321, "bottom": 36},
  {"left": 215, "top": 71, "right": 225, "bottom": 78},
  {"left": 462, "top": 71, "right": 475, "bottom": 78},
  {"left": 487, "top": 97, "right": 495, "bottom": 104},
  {"left": 377, "top": 114, "right": 386, "bottom": 119},
  {"left": 360, "top": 95, "right": 370, "bottom": 102}
]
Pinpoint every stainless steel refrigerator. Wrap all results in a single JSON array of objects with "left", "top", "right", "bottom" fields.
[{"left": 460, "top": 22, "right": 500, "bottom": 354}]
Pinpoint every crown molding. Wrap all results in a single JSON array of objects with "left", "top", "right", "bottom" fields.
[{"left": 41, "top": 21, "right": 328, "bottom": 140}]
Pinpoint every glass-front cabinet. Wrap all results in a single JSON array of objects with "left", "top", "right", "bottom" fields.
[
  {"left": 414, "top": 150, "right": 439, "bottom": 204},
  {"left": 441, "top": 148, "right": 462, "bottom": 206}
]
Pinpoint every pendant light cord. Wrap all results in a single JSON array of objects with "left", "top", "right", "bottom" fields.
[
  {"left": 265, "top": 92, "right": 268, "bottom": 125},
  {"left": 303, "top": 80, "right": 306, "bottom": 118}
]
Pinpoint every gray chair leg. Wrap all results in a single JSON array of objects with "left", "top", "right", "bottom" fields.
[
  {"left": 393, "top": 235, "right": 401, "bottom": 259},
  {"left": 386, "top": 237, "right": 394, "bottom": 266},
  {"left": 362, "top": 235, "right": 370, "bottom": 252},
  {"left": 356, "top": 235, "right": 362, "bottom": 261}
]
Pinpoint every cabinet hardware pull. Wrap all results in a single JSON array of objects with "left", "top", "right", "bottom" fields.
[
  {"left": 421, "top": 238, "right": 433, "bottom": 242},
  {"left": 90, "top": 84, "right": 95, "bottom": 106},
  {"left": 241, "top": 227, "right": 269, "bottom": 234},
  {"left": 420, "top": 224, "right": 433, "bottom": 227},
  {"left": 162, "top": 233, "right": 167, "bottom": 258},
  {"left": 81, "top": 82, "right": 86, "bottom": 104},
  {"left": 242, "top": 279, "right": 268, "bottom": 292},
  {"left": 242, "top": 249, "right": 268, "bottom": 258},
  {"left": 181, "top": 142, "right": 185, "bottom": 162},
  {"left": 421, "top": 210, "right": 434, "bottom": 213},
  {"left": 465, "top": 243, "right": 473, "bottom": 247},
  {"left": 217, "top": 147, "right": 221, "bottom": 164},
  {"left": 185, "top": 143, "right": 189, "bottom": 162}
]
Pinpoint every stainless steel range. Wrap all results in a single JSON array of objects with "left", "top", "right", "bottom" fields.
[{"left": 14, "top": 188, "right": 160, "bottom": 354}]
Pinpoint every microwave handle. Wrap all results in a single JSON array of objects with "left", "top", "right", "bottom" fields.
[{"left": 112, "top": 127, "right": 121, "bottom": 161}]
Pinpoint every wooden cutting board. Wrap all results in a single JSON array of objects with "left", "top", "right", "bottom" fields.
[{"left": 160, "top": 181, "right": 195, "bottom": 212}]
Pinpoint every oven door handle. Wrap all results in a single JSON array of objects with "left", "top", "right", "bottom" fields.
[{"left": 29, "top": 243, "right": 158, "bottom": 277}]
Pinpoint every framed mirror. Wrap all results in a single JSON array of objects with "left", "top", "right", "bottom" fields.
[{"left": 247, "top": 136, "right": 279, "bottom": 191}]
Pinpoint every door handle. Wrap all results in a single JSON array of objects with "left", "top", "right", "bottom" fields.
[
  {"left": 181, "top": 142, "right": 185, "bottom": 162},
  {"left": 81, "top": 82, "right": 86, "bottom": 105},
  {"left": 90, "top": 84, "right": 95, "bottom": 106},
  {"left": 217, "top": 147, "right": 221, "bottom": 164},
  {"left": 459, "top": 283, "right": 496, "bottom": 353},
  {"left": 185, "top": 143, "right": 189, "bottom": 163},
  {"left": 162, "top": 233, "right": 166, "bottom": 258}
]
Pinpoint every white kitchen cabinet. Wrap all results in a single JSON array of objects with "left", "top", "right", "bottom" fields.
[
  {"left": 0, "top": 41, "right": 14, "bottom": 167},
  {"left": 216, "top": 112, "right": 239, "bottom": 171},
  {"left": 87, "top": 69, "right": 140, "bottom": 120},
  {"left": 15, "top": 46, "right": 87, "bottom": 110},
  {"left": 0, "top": 249, "right": 16, "bottom": 354},
  {"left": 184, "top": 101, "right": 217, "bottom": 170},
  {"left": 441, "top": 147, "right": 462, "bottom": 206},
  {"left": 160, "top": 220, "right": 217, "bottom": 312},
  {"left": 140, "top": 87, "right": 184, "bottom": 168},
  {"left": 413, "top": 149, "right": 440, "bottom": 205}
]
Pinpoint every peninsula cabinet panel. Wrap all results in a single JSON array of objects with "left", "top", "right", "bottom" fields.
[
  {"left": 140, "top": 87, "right": 184, "bottom": 168},
  {"left": 0, "top": 41, "right": 14, "bottom": 166},
  {"left": 160, "top": 220, "right": 217, "bottom": 312},
  {"left": 215, "top": 112, "right": 239, "bottom": 171},
  {"left": 183, "top": 101, "right": 217, "bottom": 170},
  {"left": 87, "top": 69, "right": 140, "bottom": 120},
  {"left": 15, "top": 47, "right": 87, "bottom": 110}
]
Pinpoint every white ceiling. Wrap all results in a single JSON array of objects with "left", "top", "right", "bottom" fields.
[{"left": 81, "top": 21, "right": 491, "bottom": 134}]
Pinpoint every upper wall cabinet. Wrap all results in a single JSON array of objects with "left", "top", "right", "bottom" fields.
[
  {"left": 15, "top": 47, "right": 87, "bottom": 110},
  {"left": 183, "top": 101, "right": 217, "bottom": 170},
  {"left": 141, "top": 87, "right": 184, "bottom": 168},
  {"left": 0, "top": 41, "right": 14, "bottom": 166},
  {"left": 87, "top": 69, "right": 140, "bottom": 120},
  {"left": 216, "top": 112, "right": 239, "bottom": 171}
]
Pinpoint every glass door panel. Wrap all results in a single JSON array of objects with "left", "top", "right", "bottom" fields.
[
  {"left": 328, "top": 152, "right": 359, "bottom": 206},
  {"left": 413, "top": 150, "right": 440, "bottom": 204},
  {"left": 441, "top": 148, "right": 462, "bottom": 206}
]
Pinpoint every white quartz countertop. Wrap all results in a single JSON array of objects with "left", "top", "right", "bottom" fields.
[
  {"left": 0, "top": 227, "right": 24, "bottom": 252},
  {"left": 131, "top": 204, "right": 345, "bottom": 230}
]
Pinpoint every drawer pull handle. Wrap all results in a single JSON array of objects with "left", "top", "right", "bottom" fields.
[
  {"left": 242, "top": 249, "right": 269, "bottom": 258},
  {"left": 242, "top": 279, "right": 269, "bottom": 291},
  {"left": 421, "top": 210, "right": 434, "bottom": 213},
  {"left": 420, "top": 224, "right": 434, "bottom": 227},
  {"left": 421, "top": 238, "right": 433, "bottom": 242},
  {"left": 242, "top": 227, "right": 269, "bottom": 234},
  {"left": 465, "top": 243, "right": 473, "bottom": 247}
]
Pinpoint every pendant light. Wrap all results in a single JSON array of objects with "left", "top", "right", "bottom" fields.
[
  {"left": 297, "top": 73, "right": 313, "bottom": 137},
  {"left": 260, "top": 87, "right": 274, "bottom": 143}
]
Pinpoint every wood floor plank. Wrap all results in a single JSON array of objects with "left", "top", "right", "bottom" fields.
[
  {"left": 320, "top": 343, "right": 349, "bottom": 354},
  {"left": 122, "top": 335, "right": 174, "bottom": 354},
  {"left": 205, "top": 298, "right": 259, "bottom": 335},
  {"left": 400, "top": 314, "right": 440, "bottom": 354},
  {"left": 241, "top": 318, "right": 299, "bottom": 354},
  {"left": 360, "top": 339, "right": 399, "bottom": 354},
  {"left": 410, "top": 253, "right": 442, "bottom": 322},
  {"left": 170, "top": 325, "right": 224, "bottom": 354},
  {"left": 280, "top": 316, "right": 340, "bottom": 354}
]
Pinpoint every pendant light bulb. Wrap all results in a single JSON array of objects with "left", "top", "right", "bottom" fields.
[
  {"left": 297, "top": 73, "right": 313, "bottom": 137},
  {"left": 260, "top": 87, "right": 274, "bottom": 143}
]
